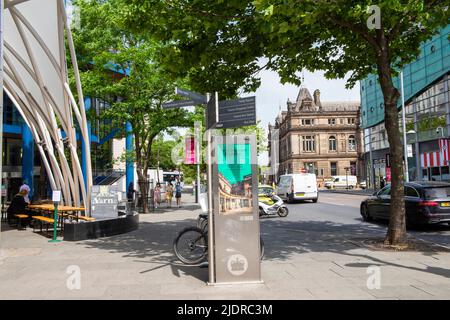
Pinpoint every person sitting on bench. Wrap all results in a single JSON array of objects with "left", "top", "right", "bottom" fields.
[{"left": 7, "top": 189, "right": 30, "bottom": 227}]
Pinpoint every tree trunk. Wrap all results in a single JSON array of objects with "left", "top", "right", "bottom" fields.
[
  {"left": 376, "top": 35, "right": 407, "bottom": 246},
  {"left": 137, "top": 173, "right": 149, "bottom": 213},
  {"left": 134, "top": 134, "right": 149, "bottom": 213}
]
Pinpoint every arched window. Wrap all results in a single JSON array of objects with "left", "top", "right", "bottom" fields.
[
  {"left": 348, "top": 135, "right": 356, "bottom": 151},
  {"left": 329, "top": 136, "right": 337, "bottom": 151}
]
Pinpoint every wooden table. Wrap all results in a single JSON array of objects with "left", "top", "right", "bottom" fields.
[{"left": 28, "top": 204, "right": 89, "bottom": 227}]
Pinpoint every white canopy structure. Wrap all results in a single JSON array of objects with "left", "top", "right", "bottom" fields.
[{"left": 1, "top": 0, "right": 92, "bottom": 214}]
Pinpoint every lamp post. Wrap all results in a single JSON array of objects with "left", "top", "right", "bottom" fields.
[{"left": 400, "top": 71, "right": 409, "bottom": 182}]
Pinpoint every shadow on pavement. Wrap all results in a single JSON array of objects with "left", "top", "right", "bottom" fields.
[
  {"left": 78, "top": 217, "right": 209, "bottom": 282},
  {"left": 77, "top": 214, "right": 450, "bottom": 282}
]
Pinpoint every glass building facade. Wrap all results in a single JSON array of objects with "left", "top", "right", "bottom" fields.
[{"left": 360, "top": 26, "right": 450, "bottom": 189}]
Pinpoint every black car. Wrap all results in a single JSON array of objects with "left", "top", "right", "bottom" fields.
[{"left": 360, "top": 181, "right": 450, "bottom": 226}]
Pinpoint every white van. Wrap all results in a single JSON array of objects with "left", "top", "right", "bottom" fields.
[
  {"left": 276, "top": 174, "right": 318, "bottom": 203},
  {"left": 324, "top": 175, "right": 357, "bottom": 189}
]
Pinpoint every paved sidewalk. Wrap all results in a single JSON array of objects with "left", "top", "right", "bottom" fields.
[{"left": 1, "top": 194, "right": 450, "bottom": 299}]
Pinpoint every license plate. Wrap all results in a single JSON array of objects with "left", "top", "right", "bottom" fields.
[
  {"left": 296, "top": 193, "right": 305, "bottom": 197},
  {"left": 441, "top": 202, "right": 450, "bottom": 207}
]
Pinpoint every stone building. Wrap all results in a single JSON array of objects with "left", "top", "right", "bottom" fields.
[{"left": 268, "top": 87, "right": 364, "bottom": 185}]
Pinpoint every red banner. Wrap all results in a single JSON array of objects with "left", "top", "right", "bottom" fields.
[
  {"left": 386, "top": 167, "right": 391, "bottom": 182},
  {"left": 184, "top": 136, "right": 196, "bottom": 164}
]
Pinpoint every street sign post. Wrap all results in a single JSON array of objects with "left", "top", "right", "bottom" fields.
[
  {"left": 175, "top": 87, "right": 207, "bottom": 104},
  {"left": 216, "top": 96, "right": 256, "bottom": 129},
  {"left": 206, "top": 92, "right": 219, "bottom": 130},
  {"left": 162, "top": 99, "right": 196, "bottom": 109}
]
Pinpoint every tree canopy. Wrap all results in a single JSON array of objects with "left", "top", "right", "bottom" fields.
[
  {"left": 120, "top": 0, "right": 449, "bottom": 244},
  {"left": 72, "top": 0, "right": 199, "bottom": 212}
]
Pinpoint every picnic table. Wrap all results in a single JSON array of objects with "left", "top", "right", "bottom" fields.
[{"left": 28, "top": 204, "right": 93, "bottom": 235}]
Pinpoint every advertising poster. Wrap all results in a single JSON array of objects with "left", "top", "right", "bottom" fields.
[
  {"left": 217, "top": 143, "right": 253, "bottom": 215},
  {"left": 184, "top": 135, "right": 196, "bottom": 164}
]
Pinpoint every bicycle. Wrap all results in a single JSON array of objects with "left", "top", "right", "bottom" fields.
[{"left": 173, "top": 214, "right": 265, "bottom": 265}]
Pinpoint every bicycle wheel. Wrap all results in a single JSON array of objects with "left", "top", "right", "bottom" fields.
[
  {"left": 260, "top": 236, "right": 265, "bottom": 260},
  {"left": 173, "top": 227, "right": 208, "bottom": 265},
  {"left": 200, "top": 219, "right": 208, "bottom": 234}
]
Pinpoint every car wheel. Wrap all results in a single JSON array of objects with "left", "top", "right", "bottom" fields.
[
  {"left": 361, "top": 204, "right": 372, "bottom": 222},
  {"left": 348, "top": 185, "right": 354, "bottom": 190},
  {"left": 312, "top": 197, "right": 318, "bottom": 203}
]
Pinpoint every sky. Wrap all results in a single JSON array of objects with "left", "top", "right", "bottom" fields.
[{"left": 246, "top": 68, "right": 361, "bottom": 165}]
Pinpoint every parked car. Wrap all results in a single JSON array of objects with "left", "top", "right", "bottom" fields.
[
  {"left": 324, "top": 175, "right": 357, "bottom": 189},
  {"left": 276, "top": 173, "right": 318, "bottom": 203},
  {"left": 359, "top": 181, "right": 367, "bottom": 189},
  {"left": 360, "top": 181, "right": 450, "bottom": 226}
]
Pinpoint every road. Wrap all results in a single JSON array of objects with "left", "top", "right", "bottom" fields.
[{"left": 260, "top": 191, "right": 450, "bottom": 248}]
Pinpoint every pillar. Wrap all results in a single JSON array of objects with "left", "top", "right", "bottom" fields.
[
  {"left": 81, "top": 97, "right": 91, "bottom": 190},
  {"left": 126, "top": 122, "right": 134, "bottom": 188}
]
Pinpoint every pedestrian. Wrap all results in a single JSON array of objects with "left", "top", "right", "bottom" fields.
[
  {"left": 166, "top": 183, "right": 173, "bottom": 208},
  {"left": 154, "top": 183, "right": 161, "bottom": 209},
  {"left": 175, "top": 182, "right": 183, "bottom": 207},
  {"left": 19, "top": 181, "right": 31, "bottom": 203},
  {"left": 7, "top": 188, "right": 30, "bottom": 227},
  {"left": 380, "top": 177, "right": 385, "bottom": 189},
  {"left": 127, "top": 183, "right": 135, "bottom": 202}
]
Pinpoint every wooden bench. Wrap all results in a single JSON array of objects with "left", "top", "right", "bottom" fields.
[
  {"left": 14, "top": 214, "right": 29, "bottom": 230},
  {"left": 32, "top": 216, "right": 55, "bottom": 234}
]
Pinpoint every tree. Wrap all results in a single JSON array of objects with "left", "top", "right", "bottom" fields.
[
  {"left": 72, "top": 0, "right": 195, "bottom": 212},
  {"left": 149, "top": 138, "right": 178, "bottom": 170},
  {"left": 122, "top": 0, "right": 449, "bottom": 245}
]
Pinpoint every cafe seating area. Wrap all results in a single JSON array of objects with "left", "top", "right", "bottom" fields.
[
  {"left": 2, "top": 199, "right": 139, "bottom": 241},
  {"left": 1, "top": 201, "right": 92, "bottom": 237}
]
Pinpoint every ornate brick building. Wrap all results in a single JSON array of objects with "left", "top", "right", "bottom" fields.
[{"left": 268, "top": 87, "right": 364, "bottom": 185}]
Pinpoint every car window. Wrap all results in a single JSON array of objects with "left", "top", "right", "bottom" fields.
[
  {"left": 334, "top": 178, "right": 339, "bottom": 182},
  {"left": 280, "top": 177, "right": 290, "bottom": 187},
  {"left": 424, "top": 187, "right": 450, "bottom": 199},
  {"left": 259, "top": 187, "right": 273, "bottom": 195},
  {"left": 378, "top": 186, "right": 391, "bottom": 196},
  {"left": 404, "top": 186, "right": 420, "bottom": 198}
]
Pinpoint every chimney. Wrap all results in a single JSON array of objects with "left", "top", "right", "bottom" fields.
[{"left": 313, "top": 89, "right": 322, "bottom": 109}]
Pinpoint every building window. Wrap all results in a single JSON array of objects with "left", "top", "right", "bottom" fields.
[
  {"left": 329, "top": 136, "right": 337, "bottom": 151},
  {"left": 301, "top": 119, "right": 314, "bottom": 126},
  {"left": 348, "top": 135, "right": 356, "bottom": 151},
  {"left": 302, "top": 136, "right": 315, "bottom": 152},
  {"left": 328, "top": 118, "right": 336, "bottom": 125},
  {"left": 331, "top": 162, "right": 337, "bottom": 176},
  {"left": 347, "top": 118, "right": 355, "bottom": 125}
]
